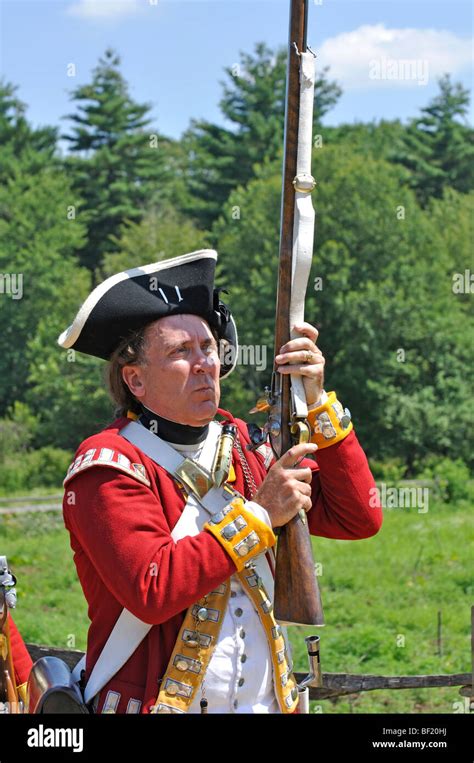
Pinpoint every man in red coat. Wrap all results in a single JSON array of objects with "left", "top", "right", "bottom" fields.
[{"left": 59, "top": 249, "right": 382, "bottom": 714}]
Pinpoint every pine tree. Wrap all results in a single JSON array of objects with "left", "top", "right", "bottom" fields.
[
  {"left": 180, "top": 42, "right": 341, "bottom": 230},
  {"left": 0, "top": 80, "right": 57, "bottom": 175},
  {"left": 395, "top": 74, "right": 474, "bottom": 205},
  {"left": 63, "top": 49, "right": 173, "bottom": 278},
  {"left": 0, "top": 86, "right": 88, "bottom": 415}
]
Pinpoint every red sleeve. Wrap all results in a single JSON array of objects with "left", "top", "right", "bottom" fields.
[
  {"left": 306, "top": 430, "right": 383, "bottom": 540},
  {"left": 63, "top": 468, "right": 237, "bottom": 625},
  {"left": 8, "top": 614, "right": 33, "bottom": 685}
]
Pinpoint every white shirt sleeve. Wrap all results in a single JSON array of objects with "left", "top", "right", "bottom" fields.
[
  {"left": 244, "top": 500, "right": 273, "bottom": 530},
  {"left": 308, "top": 389, "right": 328, "bottom": 410}
]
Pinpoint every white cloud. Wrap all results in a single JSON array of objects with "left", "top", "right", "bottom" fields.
[
  {"left": 67, "top": 0, "right": 146, "bottom": 20},
  {"left": 319, "top": 24, "right": 473, "bottom": 89}
]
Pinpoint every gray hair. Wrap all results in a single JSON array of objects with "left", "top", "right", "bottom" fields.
[{"left": 107, "top": 327, "right": 149, "bottom": 418}]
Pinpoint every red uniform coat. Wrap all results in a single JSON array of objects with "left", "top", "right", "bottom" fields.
[
  {"left": 8, "top": 614, "right": 33, "bottom": 687},
  {"left": 63, "top": 408, "right": 382, "bottom": 714}
]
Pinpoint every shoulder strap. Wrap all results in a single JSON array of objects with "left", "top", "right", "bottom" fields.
[
  {"left": 78, "top": 419, "right": 282, "bottom": 706},
  {"left": 72, "top": 609, "right": 153, "bottom": 704},
  {"left": 76, "top": 421, "right": 223, "bottom": 704}
]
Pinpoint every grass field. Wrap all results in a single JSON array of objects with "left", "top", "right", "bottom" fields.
[{"left": 1, "top": 493, "right": 472, "bottom": 714}]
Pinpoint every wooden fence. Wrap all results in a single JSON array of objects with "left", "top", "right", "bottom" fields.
[
  {"left": 3, "top": 491, "right": 471, "bottom": 710},
  {"left": 26, "top": 606, "right": 473, "bottom": 709}
]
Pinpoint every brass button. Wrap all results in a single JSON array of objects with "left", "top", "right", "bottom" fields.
[
  {"left": 197, "top": 607, "right": 208, "bottom": 622},
  {"left": 236, "top": 543, "right": 249, "bottom": 557},
  {"left": 176, "top": 659, "right": 188, "bottom": 672},
  {"left": 166, "top": 683, "right": 179, "bottom": 696}
]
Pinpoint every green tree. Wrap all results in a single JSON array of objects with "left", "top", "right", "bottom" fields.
[
  {"left": 395, "top": 74, "right": 474, "bottom": 205},
  {"left": 0, "top": 80, "right": 57, "bottom": 176},
  {"left": 103, "top": 204, "right": 211, "bottom": 275},
  {"left": 326, "top": 119, "right": 405, "bottom": 160},
  {"left": 26, "top": 322, "right": 111, "bottom": 450},
  {"left": 180, "top": 42, "right": 341, "bottom": 229},
  {"left": 64, "top": 49, "right": 174, "bottom": 279},
  {"left": 0, "top": 163, "right": 89, "bottom": 415},
  {"left": 0, "top": 81, "right": 118, "bottom": 449},
  {"left": 0, "top": 83, "right": 90, "bottom": 418},
  {"left": 213, "top": 147, "right": 473, "bottom": 468}
]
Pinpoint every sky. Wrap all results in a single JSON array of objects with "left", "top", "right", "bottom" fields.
[{"left": 0, "top": 0, "right": 472, "bottom": 147}]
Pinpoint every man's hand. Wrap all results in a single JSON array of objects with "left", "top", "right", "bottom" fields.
[
  {"left": 275, "top": 321, "right": 325, "bottom": 406},
  {"left": 253, "top": 442, "right": 318, "bottom": 529}
]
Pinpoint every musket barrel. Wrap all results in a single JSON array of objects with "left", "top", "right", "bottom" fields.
[{"left": 272, "top": 0, "right": 324, "bottom": 627}]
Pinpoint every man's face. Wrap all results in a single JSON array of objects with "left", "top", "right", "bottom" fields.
[{"left": 123, "top": 313, "right": 221, "bottom": 426}]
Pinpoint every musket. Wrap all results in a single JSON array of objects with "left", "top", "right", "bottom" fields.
[{"left": 264, "top": 0, "right": 324, "bottom": 628}]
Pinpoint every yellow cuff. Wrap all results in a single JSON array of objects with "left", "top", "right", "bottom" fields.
[
  {"left": 204, "top": 497, "right": 276, "bottom": 572},
  {"left": 307, "top": 390, "right": 353, "bottom": 449}
]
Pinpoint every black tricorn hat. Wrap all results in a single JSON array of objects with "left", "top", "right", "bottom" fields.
[{"left": 57, "top": 250, "right": 238, "bottom": 378}]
